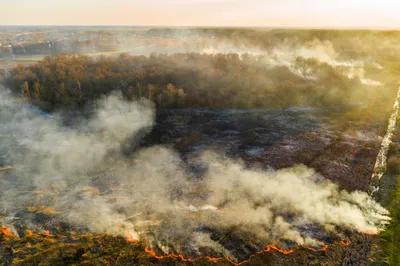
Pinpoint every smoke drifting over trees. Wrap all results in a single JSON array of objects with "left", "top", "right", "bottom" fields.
[{"left": 4, "top": 29, "right": 396, "bottom": 112}]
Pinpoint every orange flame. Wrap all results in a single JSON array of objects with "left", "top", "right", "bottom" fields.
[
  {"left": 320, "top": 245, "right": 329, "bottom": 252},
  {"left": 226, "top": 256, "right": 247, "bottom": 265},
  {"left": 144, "top": 247, "right": 196, "bottom": 262},
  {"left": 206, "top": 256, "right": 221, "bottom": 263},
  {"left": 306, "top": 245, "right": 329, "bottom": 252},
  {"left": 1, "top": 225, "right": 14, "bottom": 237},
  {"left": 43, "top": 230, "right": 53, "bottom": 237},
  {"left": 225, "top": 245, "right": 297, "bottom": 266},
  {"left": 142, "top": 243, "right": 330, "bottom": 265},
  {"left": 10, "top": 227, "right": 362, "bottom": 265},
  {"left": 265, "top": 245, "right": 295, "bottom": 255},
  {"left": 125, "top": 235, "right": 138, "bottom": 243},
  {"left": 340, "top": 240, "right": 351, "bottom": 246},
  {"left": 145, "top": 247, "right": 164, "bottom": 260}
]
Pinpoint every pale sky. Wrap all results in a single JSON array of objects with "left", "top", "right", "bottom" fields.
[{"left": 0, "top": 0, "right": 400, "bottom": 29}]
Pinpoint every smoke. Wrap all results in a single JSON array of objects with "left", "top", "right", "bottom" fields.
[
  {"left": 189, "top": 37, "right": 382, "bottom": 86},
  {"left": 212, "top": 36, "right": 385, "bottom": 103},
  {"left": 202, "top": 154, "right": 388, "bottom": 235},
  {"left": 0, "top": 89, "right": 389, "bottom": 259},
  {"left": 113, "top": 31, "right": 382, "bottom": 86}
]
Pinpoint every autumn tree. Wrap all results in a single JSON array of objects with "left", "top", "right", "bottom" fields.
[
  {"left": 20, "top": 81, "right": 30, "bottom": 100},
  {"left": 33, "top": 82, "right": 41, "bottom": 100},
  {"left": 4, "top": 52, "right": 374, "bottom": 110}
]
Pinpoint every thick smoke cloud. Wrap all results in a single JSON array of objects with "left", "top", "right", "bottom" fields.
[{"left": 0, "top": 89, "right": 389, "bottom": 260}]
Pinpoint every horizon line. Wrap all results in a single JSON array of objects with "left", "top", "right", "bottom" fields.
[{"left": 0, "top": 25, "right": 400, "bottom": 31}]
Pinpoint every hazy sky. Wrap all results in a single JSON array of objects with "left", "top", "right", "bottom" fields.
[{"left": 1, "top": 0, "right": 399, "bottom": 28}]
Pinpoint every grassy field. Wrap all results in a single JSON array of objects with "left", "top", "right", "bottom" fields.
[{"left": 377, "top": 175, "right": 400, "bottom": 265}]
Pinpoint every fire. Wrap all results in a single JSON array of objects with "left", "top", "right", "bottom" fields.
[
  {"left": 340, "top": 240, "right": 351, "bottom": 246},
  {"left": 3, "top": 227, "right": 361, "bottom": 265},
  {"left": 226, "top": 256, "right": 248, "bottom": 265},
  {"left": 306, "top": 245, "right": 329, "bottom": 252},
  {"left": 206, "top": 256, "right": 221, "bottom": 263},
  {"left": 144, "top": 247, "right": 163, "bottom": 259},
  {"left": 320, "top": 245, "right": 329, "bottom": 252},
  {"left": 265, "top": 244, "right": 295, "bottom": 254},
  {"left": 125, "top": 235, "right": 138, "bottom": 243},
  {"left": 1, "top": 225, "right": 14, "bottom": 237},
  {"left": 144, "top": 247, "right": 195, "bottom": 262},
  {"left": 225, "top": 245, "right": 301, "bottom": 266},
  {"left": 142, "top": 243, "right": 330, "bottom": 265},
  {"left": 43, "top": 230, "right": 53, "bottom": 237}
]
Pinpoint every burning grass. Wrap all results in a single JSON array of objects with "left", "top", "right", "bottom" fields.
[
  {"left": 0, "top": 226, "right": 357, "bottom": 266},
  {"left": 1, "top": 225, "right": 14, "bottom": 237}
]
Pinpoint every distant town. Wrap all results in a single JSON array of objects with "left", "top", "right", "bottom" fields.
[{"left": 0, "top": 26, "right": 203, "bottom": 66}]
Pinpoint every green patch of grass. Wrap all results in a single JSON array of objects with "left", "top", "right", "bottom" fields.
[{"left": 379, "top": 176, "right": 400, "bottom": 265}]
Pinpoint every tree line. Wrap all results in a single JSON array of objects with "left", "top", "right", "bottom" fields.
[{"left": 4, "top": 52, "right": 375, "bottom": 111}]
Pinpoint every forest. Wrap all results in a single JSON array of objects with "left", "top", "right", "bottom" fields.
[
  {"left": 1, "top": 51, "right": 385, "bottom": 111},
  {"left": 3, "top": 28, "right": 400, "bottom": 112}
]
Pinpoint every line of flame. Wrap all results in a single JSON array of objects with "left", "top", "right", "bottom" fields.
[
  {"left": 143, "top": 242, "right": 338, "bottom": 266},
  {"left": 1, "top": 227, "right": 356, "bottom": 265}
]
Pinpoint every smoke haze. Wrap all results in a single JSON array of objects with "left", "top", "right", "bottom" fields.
[{"left": 0, "top": 89, "right": 389, "bottom": 260}]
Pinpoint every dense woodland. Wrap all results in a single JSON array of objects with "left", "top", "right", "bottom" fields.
[{"left": 2, "top": 52, "right": 385, "bottom": 111}]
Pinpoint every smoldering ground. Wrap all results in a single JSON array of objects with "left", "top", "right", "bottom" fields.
[{"left": 0, "top": 89, "right": 389, "bottom": 261}]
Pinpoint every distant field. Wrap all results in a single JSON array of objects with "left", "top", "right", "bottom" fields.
[
  {"left": 0, "top": 59, "right": 38, "bottom": 69},
  {"left": 83, "top": 49, "right": 134, "bottom": 57},
  {"left": 14, "top": 57, "right": 43, "bottom": 61},
  {"left": 0, "top": 50, "right": 136, "bottom": 69}
]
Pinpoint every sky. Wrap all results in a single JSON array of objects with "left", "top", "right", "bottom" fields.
[{"left": 0, "top": 0, "right": 400, "bottom": 29}]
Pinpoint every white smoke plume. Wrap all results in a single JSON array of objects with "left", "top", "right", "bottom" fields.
[
  {"left": 197, "top": 38, "right": 383, "bottom": 84},
  {"left": 0, "top": 89, "right": 389, "bottom": 259}
]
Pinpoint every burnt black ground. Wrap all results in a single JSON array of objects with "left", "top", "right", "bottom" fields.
[{"left": 0, "top": 104, "right": 392, "bottom": 265}]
